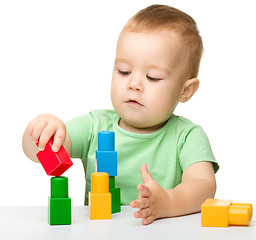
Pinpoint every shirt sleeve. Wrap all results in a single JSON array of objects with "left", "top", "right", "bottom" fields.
[
  {"left": 65, "top": 113, "right": 93, "bottom": 160},
  {"left": 179, "top": 125, "right": 219, "bottom": 173}
]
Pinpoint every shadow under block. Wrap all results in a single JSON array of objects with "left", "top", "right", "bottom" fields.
[
  {"left": 89, "top": 172, "right": 111, "bottom": 220},
  {"left": 48, "top": 198, "right": 71, "bottom": 225},
  {"left": 201, "top": 199, "right": 253, "bottom": 227},
  {"left": 109, "top": 187, "right": 121, "bottom": 213},
  {"left": 36, "top": 137, "right": 73, "bottom": 176}
]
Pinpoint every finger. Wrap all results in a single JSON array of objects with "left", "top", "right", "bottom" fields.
[
  {"left": 52, "top": 128, "right": 66, "bottom": 152},
  {"left": 134, "top": 207, "right": 151, "bottom": 219},
  {"left": 130, "top": 198, "right": 149, "bottom": 209},
  {"left": 140, "top": 163, "right": 154, "bottom": 186},
  {"left": 31, "top": 120, "right": 48, "bottom": 144},
  {"left": 37, "top": 124, "right": 56, "bottom": 150},
  {"left": 142, "top": 214, "right": 155, "bottom": 225},
  {"left": 26, "top": 119, "right": 37, "bottom": 137},
  {"left": 137, "top": 184, "right": 151, "bottom": 198}
]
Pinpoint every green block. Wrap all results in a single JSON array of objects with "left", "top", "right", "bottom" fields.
[
  {"left": 109, "top": 187, "right": 121, "bottom": 214},
  {"left": 109, "top": 176, "right": 115, "bottom": 189},
  {"left": 48, "top": 197, "right": 71, "bottom": 225},
  {"left": 51, "top": 176, "right": 68, "bottom": 198}
]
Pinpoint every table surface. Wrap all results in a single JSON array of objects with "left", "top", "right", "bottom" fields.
[{"left": 0, "top": 206, "right": 255, "bottom": 240}]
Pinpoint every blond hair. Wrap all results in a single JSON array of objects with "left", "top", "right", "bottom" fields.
[{"left": 123, "top": 4, "right": 203, "bottom": 79}]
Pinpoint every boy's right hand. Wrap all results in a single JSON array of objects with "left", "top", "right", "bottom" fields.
[{"left": 26, "top": 113, "right": 66, "bottom": 153}]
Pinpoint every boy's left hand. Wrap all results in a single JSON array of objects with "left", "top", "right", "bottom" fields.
[{"left": 130, "top": 163, "right": 171, "bottom": 225}]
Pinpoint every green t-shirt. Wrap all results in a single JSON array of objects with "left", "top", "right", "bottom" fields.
[{"left": 66, "top": 110, "right": 218, "bottom": 205}]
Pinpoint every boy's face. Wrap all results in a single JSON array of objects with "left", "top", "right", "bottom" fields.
[{"left": 111, "top": 30, "right": 189, "bottom": 133}]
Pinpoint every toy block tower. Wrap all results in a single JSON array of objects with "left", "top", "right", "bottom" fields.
[
  {"left": 89, "top": 172, "right": 112, "bottom": 220},
  {"left": 201, "top": 199, "right": 253, "bottom": 227},
  {"left": 36, "top": 137, "right": 73, "bottom": 176},
  {"left": 96, "top": 131, "right": 121, "bottom": 214},
  {"left": 36, "top": 138, "right": 72, "bottom": 225},
  {"left": 49, "top": 176, "right": 71, "bottom": 225}
]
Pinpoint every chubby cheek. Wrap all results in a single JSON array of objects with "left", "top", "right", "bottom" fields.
[
  {"left": 111, "top": 79, "right": 122, "bottom": 108},
  {"left": 149, "top": 91, "right": 178, "bottom": 118}
]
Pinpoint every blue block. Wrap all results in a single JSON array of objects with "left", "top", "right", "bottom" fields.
[
  {"left": 96, "top": 151, "right": 117, "bottom": 176},
  {"left": 98, "top": 131, "right": 115, "bottom": 151}
]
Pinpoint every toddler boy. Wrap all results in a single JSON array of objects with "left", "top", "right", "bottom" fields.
[{"left": 23, "top": 5, "right": 219, "bottom": 225}]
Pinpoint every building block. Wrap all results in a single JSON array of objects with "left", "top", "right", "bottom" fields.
[
  {"left": 51, "top": 176, "right": 68, "bottom": 198},
  {"left": 36, "top": 137, "right": 73, "bottom": 176},
  {"left": 201, "top": 199, "right": 253, "bottom": 227},
  {"left": 109, "top": 176, "right": 115, "bottom": 189},
  {"left": 89, "top": 172, "right": 111, "bottom": 220},
  {"left": 109, "top": 187, "right": 121, "bottom": 213},
  {"left": 48, "top": 176, "right": 71, "bottom": 225},
  {"left": 48, "top": 198, "right": 71, "bottom": 225},
  {"left": 96, "top": 131, "right": 117, "bottom": 176},
  {"left": 108, "top": 176, "right": 121, "bottom": 213},
  {"left": 96, "top": 151, "right": 117, "bottom": 176},
  {"left": 98, "top": 131, "right": 115, "bottom": 151}
]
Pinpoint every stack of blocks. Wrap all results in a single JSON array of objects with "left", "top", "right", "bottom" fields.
[
  {"left": 89, "top": 172, "right": 112, "bottom": 219},
  {"left": 36, "top": 137, "right": 73, "bottom": 225},
  {"left": 89, "top": 131, "right": 121, "bottom": 220},
  {"left": 49, "top": 177, "right": 71, "bottom": 225}
]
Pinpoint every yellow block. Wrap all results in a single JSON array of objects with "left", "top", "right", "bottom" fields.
[
  {"left": 229, "top": 203, "right": 252, "bottom": 226},
  {"left": 91, "top": 172, "right": 109, "bottom": 194},
  {"left": 89, "top": 192, "right": 111, "bottom": 220},
  {"left": 201, "top": 199, "right": 253, "bottom": 227},
  {"left": 201, "top": 199, "right": 232, "bottom": 227}
]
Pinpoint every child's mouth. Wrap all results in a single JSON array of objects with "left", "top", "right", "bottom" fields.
[{"left": 126, "top": 100, "right": 143, "bottom": 107}]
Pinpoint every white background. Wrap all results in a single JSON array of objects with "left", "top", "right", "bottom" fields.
[{"left": 0, "top": 0, "right": 255, "bottom": 206}]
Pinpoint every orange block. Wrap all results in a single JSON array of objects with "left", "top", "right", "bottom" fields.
[
  {"left": 89, "top": 172, "right": 111, "bottom": 220},
  {"left": 229, "top": 203, "right": 253, "bottom": 226},
  {"left": 201, "top": 199, "right": 253, "bottom": 227},
  {"left": 89, "top": 192, "right": 111, "bottom": 220}
]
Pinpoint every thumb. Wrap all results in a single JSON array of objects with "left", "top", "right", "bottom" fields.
[{"left": 140, "top": 163, "right": 154, "bottom": 186}]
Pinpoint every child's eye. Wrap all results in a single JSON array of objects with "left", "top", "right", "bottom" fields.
[
  {"left": 118, "top": 70, "right": 131, "bottom": 76},
  {"left": 147, "top": 75, "right": 162, "bottom": 81}
]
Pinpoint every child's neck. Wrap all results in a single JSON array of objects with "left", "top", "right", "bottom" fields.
[{"left": 118, "top": 119, "right": 168, "bottom": 134}]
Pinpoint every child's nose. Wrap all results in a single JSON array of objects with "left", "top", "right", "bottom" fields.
[{"left": 128, "top": 74, "right": 144, "bottom": 92}]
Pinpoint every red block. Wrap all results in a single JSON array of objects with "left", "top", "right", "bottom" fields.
[{"left": 36, "top": 138, "right": 73, "bottom": 176}]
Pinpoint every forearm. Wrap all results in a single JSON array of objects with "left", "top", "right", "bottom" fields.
[
  {"left": 165, "top": 178, "right": 216, "bottom": 217},
  {"left": 131, "top": 162, "right": 216, "bottom": 225}
]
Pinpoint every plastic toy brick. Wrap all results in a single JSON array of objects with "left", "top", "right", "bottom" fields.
[
  {"left": 96, "top": 131, "right": 117, "bottom": 177},
  {"left": 51, "top": 177, "right": 68, "bottom": 198},
  {"left": 96, "top": 151, "right": 117, "bottom": 176},
  {"left": 109, "top": 176, "right": 115, "bottom": 189},
  {"left": 201, "top": 199, "right": 253, "bottom": 227},
  {"left": 89, "top": 172, "right": 111, "bottom": 220},
  {"left": 36, "top": 138, "right": 73, "bottom": 176},
  {"left": 108, "top": 176, "right": 121, "bottom": 213},
  {"left": 97, "top": 131, "right": 115, "bottom": 151},
  {"left": 48, "top": 197, "right": 71, "bottom": 225},
  {"left": 109, "top": 187, "right": 121, "bottom": 213}
]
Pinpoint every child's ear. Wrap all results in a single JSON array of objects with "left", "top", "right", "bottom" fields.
[{"left": 179, "top": 78, "right": 199, "bottom": 103}]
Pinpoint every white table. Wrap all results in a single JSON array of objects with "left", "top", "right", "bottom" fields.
[{"left": 0, "top": 206, "right": 255, "bottom": 240}]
